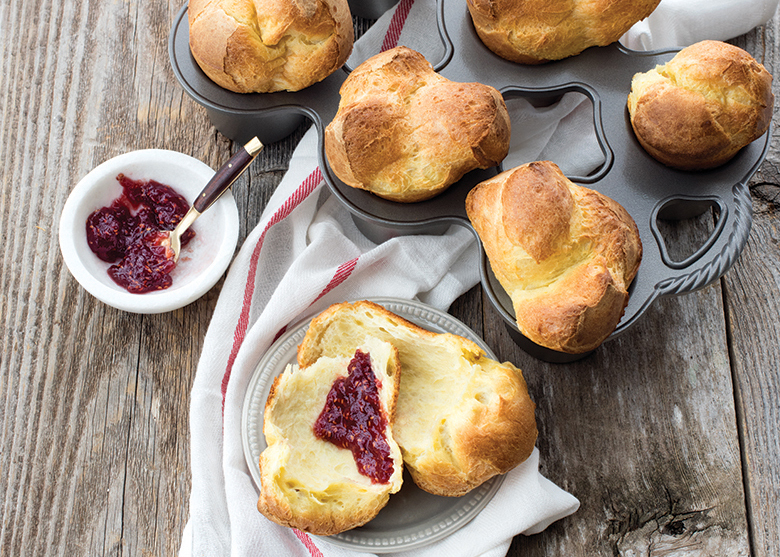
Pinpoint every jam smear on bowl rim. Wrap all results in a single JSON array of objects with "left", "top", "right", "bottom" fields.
[
  {"left": 313, "top": 349, "right": 395, "bottom": 484},
  {"left": 86, "top": 173, "right": 195, "bottom": 293}
]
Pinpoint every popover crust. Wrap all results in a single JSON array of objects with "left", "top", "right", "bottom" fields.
[
  {"left": 325, "top": 46, "right": 511, "bottom": 202},
  {"left": 628, "top": 40, "right": 773, "bottom": 170},
  {"left": 188, "top": 0, "right": 353, "bottom": 93},
  {"left": 466, "top": 161, "right": 642, "bottom": 354}
]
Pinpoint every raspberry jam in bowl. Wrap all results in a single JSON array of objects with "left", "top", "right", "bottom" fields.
[{"left": 59, "top": 149, "right": 239, "bottom": 313}]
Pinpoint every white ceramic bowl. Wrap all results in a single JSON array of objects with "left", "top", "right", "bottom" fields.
[{"left": 59, "top": 149, "right": 239, "bottom": 314}]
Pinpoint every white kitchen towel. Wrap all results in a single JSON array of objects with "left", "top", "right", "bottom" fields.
[
  {"left": 622, "top": 0, "right": 779, "bottom": 51},
  {"left": 181, "top": 0, "right": 777, "bottom": 556}
]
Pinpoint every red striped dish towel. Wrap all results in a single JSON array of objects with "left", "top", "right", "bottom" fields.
[{"left": 180, "top": 0, "right": 775, "bottom": 555}]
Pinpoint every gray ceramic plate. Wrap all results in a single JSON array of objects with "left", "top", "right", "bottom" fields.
[{"left": 241, "top": 297, "right": 504, "bottom": 553}]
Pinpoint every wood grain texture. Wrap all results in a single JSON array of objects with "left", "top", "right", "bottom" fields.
[
  {"left": 0, "top": 1, "right": 221, "bottom": 555},
  {"left": 725, "top": 18, "right": 780, "bottom": 557},
  {"left": 1, "top": 2, "right": 779, "bottom": 557}
]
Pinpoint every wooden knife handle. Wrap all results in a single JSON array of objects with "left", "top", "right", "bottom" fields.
[{"left": 193, "top": 137, "right": 263, "bottom": 213}]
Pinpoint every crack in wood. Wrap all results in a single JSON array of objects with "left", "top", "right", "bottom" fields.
[{"left": 750, "top": 181, "right": 780, "bottom": 215}]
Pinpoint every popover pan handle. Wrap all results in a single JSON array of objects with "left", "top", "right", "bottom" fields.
[{"left": 651, "top": 184, "right": 753, "bottom": 298}]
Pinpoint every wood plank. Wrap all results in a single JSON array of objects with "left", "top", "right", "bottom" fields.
[
  {"left": 724, "top": 18, "right": 780, "bottom": 557},
  {"left": 1, "top": 1, "right": 215, "bottom": 555},
  {"left": 723, "top": 182, "right": 780, "bottom": 557}
]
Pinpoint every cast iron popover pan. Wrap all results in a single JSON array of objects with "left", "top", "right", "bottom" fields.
[{"left": 170, "top": 0, "right": 770, "bottom": 363}]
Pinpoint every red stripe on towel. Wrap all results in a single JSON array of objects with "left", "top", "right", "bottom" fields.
[
  {"left": 221, "top": 167, "right": 323, "bottom": 411},
  {"left": 293, "top": 529, "right": 324, "bottom": 557},
  {"left": 271, "top": 324, "right": 288, "bottom": 344},
  {"left": 381, "top": 0, "right": 415, "bottom": 52},
  {"left": 312, "top": 257, "right": 359, "bottom": 304}
]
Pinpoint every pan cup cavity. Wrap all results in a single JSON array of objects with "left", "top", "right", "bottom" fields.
[{"left": 500, "top": 89, "right": 607, "bottom": 179}]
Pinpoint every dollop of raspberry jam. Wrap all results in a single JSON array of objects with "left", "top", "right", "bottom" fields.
[
  {"left": 313, "top": 349, "right": 394, "bottom": 484},
  {"left": 85, "top": 174, "right": 195, "bottom": 293}
]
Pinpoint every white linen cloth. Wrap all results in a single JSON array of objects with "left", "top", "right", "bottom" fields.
[
  {"left": 180, "top": 0, "right": 777, "bottom": 555},
  {"left": 621, "top": 0, "right": 779, "bottom": 51}
]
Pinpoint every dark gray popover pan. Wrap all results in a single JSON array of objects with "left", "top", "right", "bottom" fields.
[
  {"left": 169, "top": 0, "right": 770, "bottom": 363},
  {"left": 348, "top": 0, "right": 401, "bottom": 19}
]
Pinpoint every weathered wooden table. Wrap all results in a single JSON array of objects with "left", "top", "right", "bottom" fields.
[{"left": 2, "top": 2, "right": 779, "bottom": 556}]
